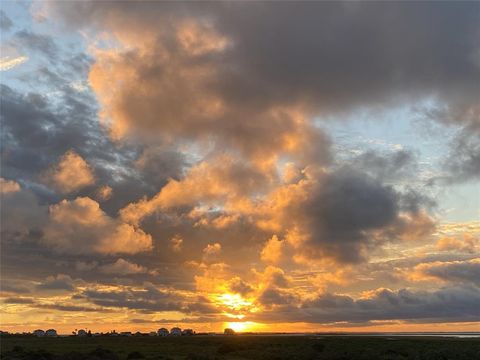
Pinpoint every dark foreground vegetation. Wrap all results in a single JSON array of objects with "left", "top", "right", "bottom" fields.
[{"left": 1, "top": 335, "right": 480, "bottom": 360}]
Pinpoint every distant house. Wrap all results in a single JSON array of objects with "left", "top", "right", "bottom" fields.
[
  {"left": 77, "top": 329, "right": 87, "bottom": 337},
  {"left": 33, "top": 329, "right": 45, "bottom": 337},
  {"left": 45, "top": 329, "right": 57, "bottom": 337},
  {"left": 224, "top": 328, "right": 235, "bottom": 335},
  {"left": 170, "top": 327, "right": 182, "bottom": 336},
  {"left": 149, "top": 331, "right": 157, "bottom": 336},
  {"left": 158, "top": 328, "right": 169, "bottom": 336},
  {"left": 120, "top": 331, "right": 132, "bottom": 336},
  {"left": 182, "top": 329, "right": 194, "bottom": 336}
]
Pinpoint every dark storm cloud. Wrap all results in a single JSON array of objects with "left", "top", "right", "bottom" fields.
[{"left": 0, "top": 10, "right": 13, "bottom": 31}]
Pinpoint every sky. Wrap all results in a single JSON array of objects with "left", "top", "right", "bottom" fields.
[{"left": 0, "top": 1, "right": 479, "bottom": 334}]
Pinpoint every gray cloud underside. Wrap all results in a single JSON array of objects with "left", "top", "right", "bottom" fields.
[{"left": 254, "top": 286, "right": 480, "bottom": 324}]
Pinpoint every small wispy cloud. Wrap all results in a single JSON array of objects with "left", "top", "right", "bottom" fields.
[{"left": 0, "top": 55, "right": 28, "bottom": 71}]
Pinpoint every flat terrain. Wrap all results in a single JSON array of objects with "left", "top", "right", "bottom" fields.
[{"left": 1, "top": 335, "right": 480, "bottom": 360}]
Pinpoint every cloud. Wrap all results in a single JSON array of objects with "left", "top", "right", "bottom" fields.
[
  {"left": 43, "top": 197, "right": 152, "bottom": 255},
  {"left": 2, "top": 297, "right": 35, "bottom": 304},
  {"left": 260, "top": 235, "right": 286, "bottom": 264},
  {"left": 412, "top": 258, "right": 480, "bottom": 286},
  {"left": 120, "top": 156, "right": 269, "bottom": 226},
  {"left": 47, "top": 2, "right": 479, "bottom": 134},
  {"left": 42, "top": 150, "right": 95, "bottom": 193},
  {"left": 94, "top": 185, "right": 113, "bottom": 201},
  {"left": 253, "top": 286, "right": 480, "bottom": 324},
  {"left": 81, "top": 285, "right": 186, "bottom": 313},
  {"left": 303, "top": 286, "right": 480, "bottom": 323},
  {"left": 351, "top": 150, "right": 418, "bottom": 183},
  {"left": 0, "top": 282, "right": 31, "bottom": 294},
  {"left": 75, "top": 261, "right": 98, "bottom": 272},
  {"left": 202, "top": 243, "right": 222, "bottom": 262},
  {"left": 170, "top": 235, "right": 183, "bottom": 253},
  {"left": 443, "top": 130, "right": 480, "bottom": 183},
  {"left": 36, "top": 274, "right": 75, "bottom": 292},
  {"left": 99, "top": 258, "right": 148, "bottom": 275},
  {"left": 43, "top": 2, "right": 334, "bottom": 167},
  {"left": 0, "top": 56, "right": 28, "bottom": 71},
  {"left": 250, "top": 167, "right": 435, "bottom": 263},
  {"left": 0, "top": 181, "right": 47, "bottom": 236},
  {"left": 12, "top": 30, "right": 58, "bottom": 59},
  {"left": 436, "top": 235, "right": 478, "bottom": 254},
  {"left": 0, "top": 10, "right": 13, "bottom": 31},
  {"left": 0, "top": 177, "right": 21, "bottom": 193}
]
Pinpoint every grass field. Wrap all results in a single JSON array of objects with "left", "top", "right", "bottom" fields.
[{"left": 1, "top": 335, "right": 480, "bottom": 360}]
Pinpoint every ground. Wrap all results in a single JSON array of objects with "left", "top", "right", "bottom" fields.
[{"left": 1, "top": 335, "right": 479, "bottom": 360}]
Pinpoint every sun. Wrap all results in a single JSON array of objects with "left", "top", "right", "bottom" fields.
[{"left": 226, "top": 321, "right": 257, "bottom": 332}]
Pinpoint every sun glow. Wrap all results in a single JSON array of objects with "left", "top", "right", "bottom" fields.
[
  {"left": 226, "top": 321, "right": 259, "bottom": 332},
  {"left": 217, "top": 293, "right": 252, "bottom": 310}
]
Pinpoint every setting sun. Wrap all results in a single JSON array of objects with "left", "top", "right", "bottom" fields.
[{"left": 226, "top": 321, "right": 259, "bottom": 333}]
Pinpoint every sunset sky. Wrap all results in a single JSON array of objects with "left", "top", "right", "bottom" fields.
[{"left": 1, "top": 1, "right": 479, "bottom": 334}]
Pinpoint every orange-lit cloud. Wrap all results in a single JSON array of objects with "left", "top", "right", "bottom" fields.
[
  {"left": 44, "top": 197, "right": 152, "bottom": 254},
  {"left": 42, "top": 150, "right": 95, "bottom": 193}
]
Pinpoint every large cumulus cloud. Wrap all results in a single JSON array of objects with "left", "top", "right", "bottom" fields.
[
  {"left": 47, "top": 1, "right": 479, "bottom": 133},
  {"left": 43, "top": 197, "right": 152, "bottom": 255}
]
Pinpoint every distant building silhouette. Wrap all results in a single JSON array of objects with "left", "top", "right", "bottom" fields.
[
  {"left": 45, "top": 329, "right": 57, "bottom": 337},
  {"left": 170, "top": 327, "right": 182, "bottom": 336},
  {"left": 33, "top": 329, "right": 45, "bottom": 337},
  {"left": 158, "top": 328, "right": 169, "bottom": 336}
]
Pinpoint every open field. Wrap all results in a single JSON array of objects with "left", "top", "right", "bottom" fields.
[{"left": 1, "top": 335, "right": 480, "bottom": 360}]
